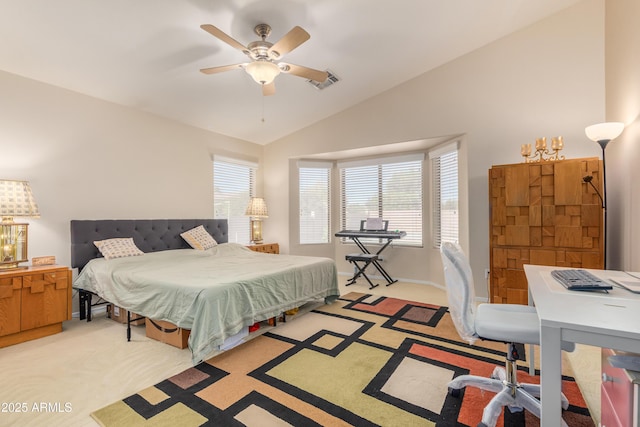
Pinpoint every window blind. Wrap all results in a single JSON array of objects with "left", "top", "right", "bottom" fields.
[
  {"left": 339, "top": 155, "right": 423, "bottom": 247},
  {"left": 431, "top": 144, "right": 459, "bottom": 247},
  {"left": 213, "top": 158, "right": 256, "bottom": 244},
  {"left": 298, "top": 161, "right": 331, "bottom": 244}
]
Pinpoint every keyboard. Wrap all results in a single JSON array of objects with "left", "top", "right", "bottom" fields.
[{"left": 551, "top": 269, "right": 612, "bottom": 291}]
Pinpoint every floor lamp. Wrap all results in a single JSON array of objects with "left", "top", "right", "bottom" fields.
[{"left": 584, "top": 122, "right": 625, "bottom": 269}]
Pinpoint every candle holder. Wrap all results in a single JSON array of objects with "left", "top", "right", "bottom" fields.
[{"left": 521, "top": 136, "right": 565, "bottom": 163}]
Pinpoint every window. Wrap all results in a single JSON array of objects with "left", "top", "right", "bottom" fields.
[
  {"left": 430, "top": 142, "right": 459, "bottom": 248},
  {"left": 339, "top": 154, "right": 423, "bottom": 247},
  {"left": 298, "top": 161, "right": 331, "bottom": 244},
  {"left": 213, "top": 156, "right": 256, "bottom": 244}
]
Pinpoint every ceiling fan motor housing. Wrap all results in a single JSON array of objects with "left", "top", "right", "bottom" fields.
[
  {"left": 254, "top": 23, "right": 272, "bottom": 39},
  {"left": 247, "top": 40, "right": 274, "bottom": 60}
]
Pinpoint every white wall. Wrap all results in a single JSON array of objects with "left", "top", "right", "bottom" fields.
[
  {"left": 0, "top": 70, "right": 263, "bottom": 273},
  {"left": 264, "top": 0, "right": 606, "bottom": 296},
  {"left": 605, "top": 0, "right": 640, "bottom": 271}
]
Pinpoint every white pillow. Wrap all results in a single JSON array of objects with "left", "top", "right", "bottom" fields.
[
  {"left": 94, "top": 238, "right": 144, "bottom": 260},
  {"left": 181, "top": 225, "right": 217, "bottom": 250}
]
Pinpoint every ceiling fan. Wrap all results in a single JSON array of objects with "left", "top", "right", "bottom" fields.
[{"left": 200, "top": 23, "right": 328, "bottom": 96}]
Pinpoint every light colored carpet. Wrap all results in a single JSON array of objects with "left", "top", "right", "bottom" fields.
[{"left": 0, "top": 278, "right": 601, "bottom": 426}]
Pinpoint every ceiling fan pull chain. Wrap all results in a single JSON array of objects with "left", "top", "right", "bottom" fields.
[{"left": 261, "top": 93, "right": 265, "bottom": 123}]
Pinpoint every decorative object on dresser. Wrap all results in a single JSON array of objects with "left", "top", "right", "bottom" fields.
[
  {"left": 0, "top": 265, "right": 72, "bottom": 347},
  {"left": 31, "top": 255, "right": 56, "bottom": 266},
  {"left": 246, "top": 242, "right": 279, "bottom": 254},
  {"left": 488, "top": 157, "right": 604, "bottom": 304},
  {"left": 584, "top": 121, "right": 625, "bottom": 268},
  {"left": 245, "top": 197, "right": 269, "bottom": 244},
  {"left": 0, "top": 179, "right": 40, "bottom": 270},
  {"left": 521, "top": 136, "right": 565, "bottom": 163}
]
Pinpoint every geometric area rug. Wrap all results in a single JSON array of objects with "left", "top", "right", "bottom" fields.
[{"left": 91, "top": 293, "right": 594, "bottom": 426}]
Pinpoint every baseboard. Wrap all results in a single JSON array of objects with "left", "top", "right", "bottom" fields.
[
  {"left": 337, "top": 271, "right": 488, "bottom": 303},
  {"left": 71, "top": 305, "right": 108, "bottom": 319}
]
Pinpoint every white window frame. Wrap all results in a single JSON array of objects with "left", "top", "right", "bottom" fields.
[
  {"left": 213, "top": 156, "right": 257, "bottom": 244},
  {"left": 338, "top": 153, "right": 424, "bottom": 247},
  {"left": 430, "top": 141, "right": 459, "bottom": 248},
  {"left": 298, "top": 160, "right": 332, "bottom": 245}
]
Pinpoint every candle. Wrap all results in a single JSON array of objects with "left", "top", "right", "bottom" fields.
[
  {"left": 521, "top": 144, "right": 532, "bottom": 156},
  {"left": 535, "top": 137, "right": 547, "bottom": 151},
  {"left": 551, "top": 136, "right": 564, "bottom": 150}
]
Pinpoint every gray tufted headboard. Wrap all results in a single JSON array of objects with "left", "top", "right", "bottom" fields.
[{"left": 70, "top": 219, "right": 228, "bottom": 272}]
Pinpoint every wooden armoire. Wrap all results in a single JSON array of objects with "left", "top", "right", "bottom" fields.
[{"left": 489, "top": 157, "right": 604, "bottom": 305}]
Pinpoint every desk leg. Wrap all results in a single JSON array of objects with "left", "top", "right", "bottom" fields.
[
  {"left": 540, "top": 324, "right": 563, "bottom": 427},
  {"left": 528, "top": 343, "right": 535, "bottom": 376},
  {"left": 527, "top": 289, "right": 535, "bottom": 376}
]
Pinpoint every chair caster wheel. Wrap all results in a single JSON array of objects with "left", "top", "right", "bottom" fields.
[{"left": 448, "top": 387, "right": 461, "bottom": 398}]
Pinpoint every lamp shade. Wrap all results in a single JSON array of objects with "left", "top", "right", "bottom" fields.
[
  {"left": 0, "top": 180, "right": 38, "bottom": 269},
  {"left": 245, "top": 197, "right": 268, "bottom": 218},
  {"left": 245, "top": 60, "right": 280, "bottom": 85},
  {"left": 0, "top": 180, "right": 40, "bottom": 220},
  {"left": 585, "top": 122, "right": 624, "bottom": 143}
]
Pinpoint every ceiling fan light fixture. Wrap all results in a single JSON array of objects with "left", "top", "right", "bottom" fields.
[{"left": 245, "top": 60, "right": 280, "bottom": 85}]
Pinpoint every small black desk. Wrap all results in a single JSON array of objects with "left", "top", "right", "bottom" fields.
[{"left": 335, "top": 229, "right": 406, "bottom": 286}]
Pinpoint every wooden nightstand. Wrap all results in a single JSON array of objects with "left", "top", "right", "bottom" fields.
[
  {"left": 0, "top": 265, "right": 72, "bottom": 348},
  {"left": 246, "top": 243, "right": 279, "bottom": 254}
]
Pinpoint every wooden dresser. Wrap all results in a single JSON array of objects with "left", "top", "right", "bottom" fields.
[
  {"left": 0, "top": 265, "right": 72, "bottom": 347},
  {"left": 246, "top": 243, "right": 279, "bottom": 254},
  {"left": 488, "top": 157, "right": 604, "bottom": 304}
]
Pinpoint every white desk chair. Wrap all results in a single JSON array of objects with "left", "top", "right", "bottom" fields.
[{"left": 440, "top": 242, "right": 574, "bottom": 427}]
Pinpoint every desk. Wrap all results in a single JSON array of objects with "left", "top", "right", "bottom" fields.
[
  {"left": 335, "top": 229, "right": 406, "bottom": 286},
  {"left": 524, "top": 265, "right": 640, "bottom": 426}
]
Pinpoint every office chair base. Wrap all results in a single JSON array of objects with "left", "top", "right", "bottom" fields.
[{"left": 448, "top": 369, "right": 570, "bottom": 427}]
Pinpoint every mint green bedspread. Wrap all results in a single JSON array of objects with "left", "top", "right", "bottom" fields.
[{"left": 74, "top": 243, "right": 339, "bottom": 363}]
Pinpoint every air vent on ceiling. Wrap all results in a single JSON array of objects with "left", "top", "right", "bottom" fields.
[{"left": 307, "top": 70, "right": 339, "bottom": 90}]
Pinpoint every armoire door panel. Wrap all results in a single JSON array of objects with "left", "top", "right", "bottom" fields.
[
  {"left": 505, "top": 164, "right": 529, "bottom": 206},
  {"left": 505, "top": 225, "right": 530, "bottom": 246},
  {"left": 581, "top": 205, "right": 603, "bottom": 226},
  {"left": 554, "top": 160, "right": 583, "bottom": 205}
]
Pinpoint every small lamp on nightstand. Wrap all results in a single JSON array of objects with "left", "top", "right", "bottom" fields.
[
  {"left": 0, "top": 180, "right": 40, "bottom": 270},
  {"left": 245, "top": 197, "right": 268, "bottom": 244}
]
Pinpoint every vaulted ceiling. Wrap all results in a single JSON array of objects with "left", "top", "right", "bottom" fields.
[{"left": 0, "top": 0, "right": 582, "bottom": 144}]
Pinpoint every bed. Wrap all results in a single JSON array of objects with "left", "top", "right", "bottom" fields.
[{"left": 70, "top": 219, "right": 339, "bottom": 363}]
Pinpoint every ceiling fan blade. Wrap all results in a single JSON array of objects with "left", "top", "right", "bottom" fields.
[
  {"left": 200, "top": 63, "right": 245, "bottom": 75},
  {"left": 201, "top": 24, "right": 249, "bottom": 54},
  {"left": 267, "top": 26, "right": 310, "bottom": 59},
  {"left": 262, "top": 82, "right": 276, "bottom": 96},
  {"left": 280, "top": 63, "right": 328, "bottom": 82}
]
